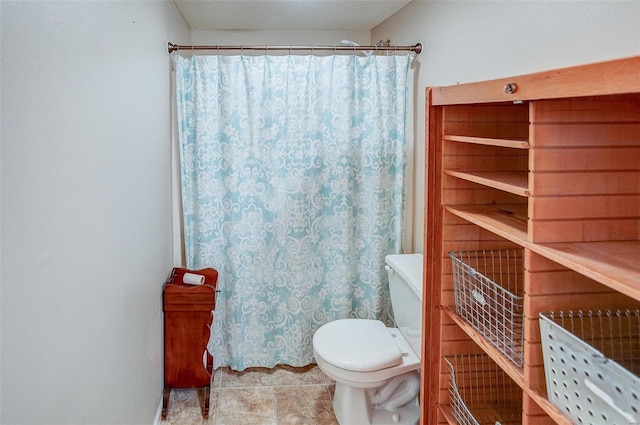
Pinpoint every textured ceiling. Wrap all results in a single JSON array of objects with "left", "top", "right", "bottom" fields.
[{"left": 173, "top": 0, "right": 413, "bottom": 30}]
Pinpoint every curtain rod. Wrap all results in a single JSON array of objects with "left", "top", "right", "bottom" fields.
[{"left": 167, "top": 41, "right": 422, "bottom": 55}]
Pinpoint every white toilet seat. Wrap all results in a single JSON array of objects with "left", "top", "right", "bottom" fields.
[
  {"left": 313, "top": 320, "right": 420, "bottom": 386},
  {"left": 313, "top": 319, "right": 403, "bottom": 372}
]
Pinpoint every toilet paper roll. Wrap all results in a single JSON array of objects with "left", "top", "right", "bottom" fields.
[{"left": 183, "top": 272, "right": 205, "bottom": 285}]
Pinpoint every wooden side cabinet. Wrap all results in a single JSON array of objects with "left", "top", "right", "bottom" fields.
[{"left": 162, "top": 267, "right": 218, "bottom": 420}]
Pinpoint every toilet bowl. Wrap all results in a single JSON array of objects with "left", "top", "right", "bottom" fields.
[{"left": 313, "top": 254, "right": 423, "bottom": 425}]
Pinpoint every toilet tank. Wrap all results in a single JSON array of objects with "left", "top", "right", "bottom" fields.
[{"left": 385, "top": 253, "right": 424, "bottom": 359}]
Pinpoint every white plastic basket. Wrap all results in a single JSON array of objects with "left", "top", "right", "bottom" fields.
[
  {"left": 449, "top": 249, "right": 524, "bottom": 367},
  {"left": 540, "top": 310, "right": 640, "bottom": 425}
]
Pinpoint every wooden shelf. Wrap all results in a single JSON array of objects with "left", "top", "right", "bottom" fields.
[
  {"left": 533, "top": 241, "right": 640, "bottom": 302},
  {"left": 447, "top": 206, "right": 640, "bottom": 299},
  {"left": 443, "top": 135, "right": 530, "bottom": 149},
  {"left": 444, "top": 170, "right": 529, "bottom": 196},
  {"left": 446, "top": 205, "right": 640, "bottom": 298},
  {"left": 444, "top": 204, "right": 528, "bottom": 244},
  {"left": 442, "top": 306, "right": 524, "bottom": 387},
  {"left": 443, "top": 307, "right": 575, "bottom": 425},
  {"left": 527, "top": 388, "right": 575, "bottom": 425},
  {"left": 438, "top": 404, "right": 456, "bottom": 425}
]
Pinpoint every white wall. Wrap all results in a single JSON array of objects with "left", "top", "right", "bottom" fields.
[
  {"left": 0, "top": 1, "right": 190, "bottom": 423},
  {"left": 372, "top": 0, "right": 640, "bottom": 253},
  {"left": 191, "top": 29, "right": 371, "bottom": 53}
]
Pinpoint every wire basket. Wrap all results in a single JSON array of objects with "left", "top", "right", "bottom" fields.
[
  {"left": 540, "top": 310, "right": 640, "bottom": 425},
  {"left": 449, "top": 249, "right": 525, "bottom": 367},
  {"left": 445, "top": 354, "right": 523, "bottom": 425}
]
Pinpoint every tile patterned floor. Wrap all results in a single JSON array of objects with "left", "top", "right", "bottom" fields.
[{"left": 162, "top": 364, "right": 339, "bottom": 425}]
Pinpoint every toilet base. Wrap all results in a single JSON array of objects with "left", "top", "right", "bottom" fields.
[
  {"left": 333, "top": 383, "right": 372, "bottom": 424},
  {"left": 370, "top": 398, "right": 419, "bottom": 425},
  {"left": 332, "top": 378, "right": 420, "bottom": 425}
]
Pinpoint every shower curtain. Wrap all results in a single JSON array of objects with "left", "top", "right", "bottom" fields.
[{"left": 174, "top": 53, "right": 413, "bottom": 370}]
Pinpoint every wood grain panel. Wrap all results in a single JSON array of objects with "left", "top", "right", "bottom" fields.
[
  {"left": 530, "top": 123, "right": 640, "bottom": 147},
  {"left": 529, "top": 171, "right": 640, "bottom": 196},
  {"left": 527, "top": 94, "right": 640, "bottom": 246},
  {"left": 446, "top": 205, "right": 528, "bottom": 243},
  {"left": 524, "top": 250, "right": 567, "bottom": 272},
  {"left": 525, "top": 270, "right": 610, "bottom": 296},
  {"left": 524, "top": 362, "right": 547, "bottom": 393},
  {"left": 530, "top": 147, "right": 640, "bottom": 171},
  {"left": 530, "top": 95, "right": 640, "bottom": 123},
  {"left": 443, "top": 188, "right": 527, "bottom": 206},
  {"left": 440, "top": 340, "right": 483, "bottom": 355},
  {"left": 442, "top": 223, "right": 503, "bottom": 241},
  {"left": 444, "top": 154, "right": 528, "bottom": 171},
  {"left": 524, "top": 321, "right": 545, "bottom": 355},
  {"left": 530, "top": 241, "right": 640, "bottom": 301},
  {"left": 443, "top": 103, "right": 529, "bottom": 139},
  {"left": 443, "top": 134, "right": 529, "bottom": 149},
  {"left": 441, "top": 290, "right": 456, "bottom": 306},
  {"left": 525, "top": 289, "right": 637, "bottom": 313},
  {"left": 444, "top": 140, "right": 529, "bottom": 156},
  {"left": 523, "top": 393, "right": 559, "bottom": 425},
  {"left": 441, "top": 323, "right": 469, "bottom": 341},
  {"left": 529, "top": 218, "right": 640, "bottom": 243},
  {"left": 444, "top": 122, "right": 529, "bottom": 139},
  {"left": 530, "top": 195, "right": 640, "bottom": 220},
  {"left": 444, "top": 103, "right": 529, "bottom": 122},
  {"left": 445, "top": 170, "right": 529, "bottom": 196}
]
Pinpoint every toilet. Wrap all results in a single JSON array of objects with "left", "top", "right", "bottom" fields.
[{"left": 313, "top": 254, "right": 423, "bottom": 425}]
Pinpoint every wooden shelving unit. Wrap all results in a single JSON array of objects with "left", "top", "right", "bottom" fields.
[{"left": 421, "top": 56, "right": 640, "bottom": 425}]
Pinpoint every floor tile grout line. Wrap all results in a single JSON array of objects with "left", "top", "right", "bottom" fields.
[
  {"left": 165, "top": 366, "right": 337, "bottom": 424},
  {"left": 272, "top": 386, "right": 279, "bottom": 425},
  {"left": 217, "top": 383, "right": 334, "bottom": 390},
  {"left": 213, "top": 386, "right": 220, "bottom": 425}
]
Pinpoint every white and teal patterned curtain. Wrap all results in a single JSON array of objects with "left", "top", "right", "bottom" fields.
[{"left": 175, "top": 53, "right": 413, "bottom": 370}]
